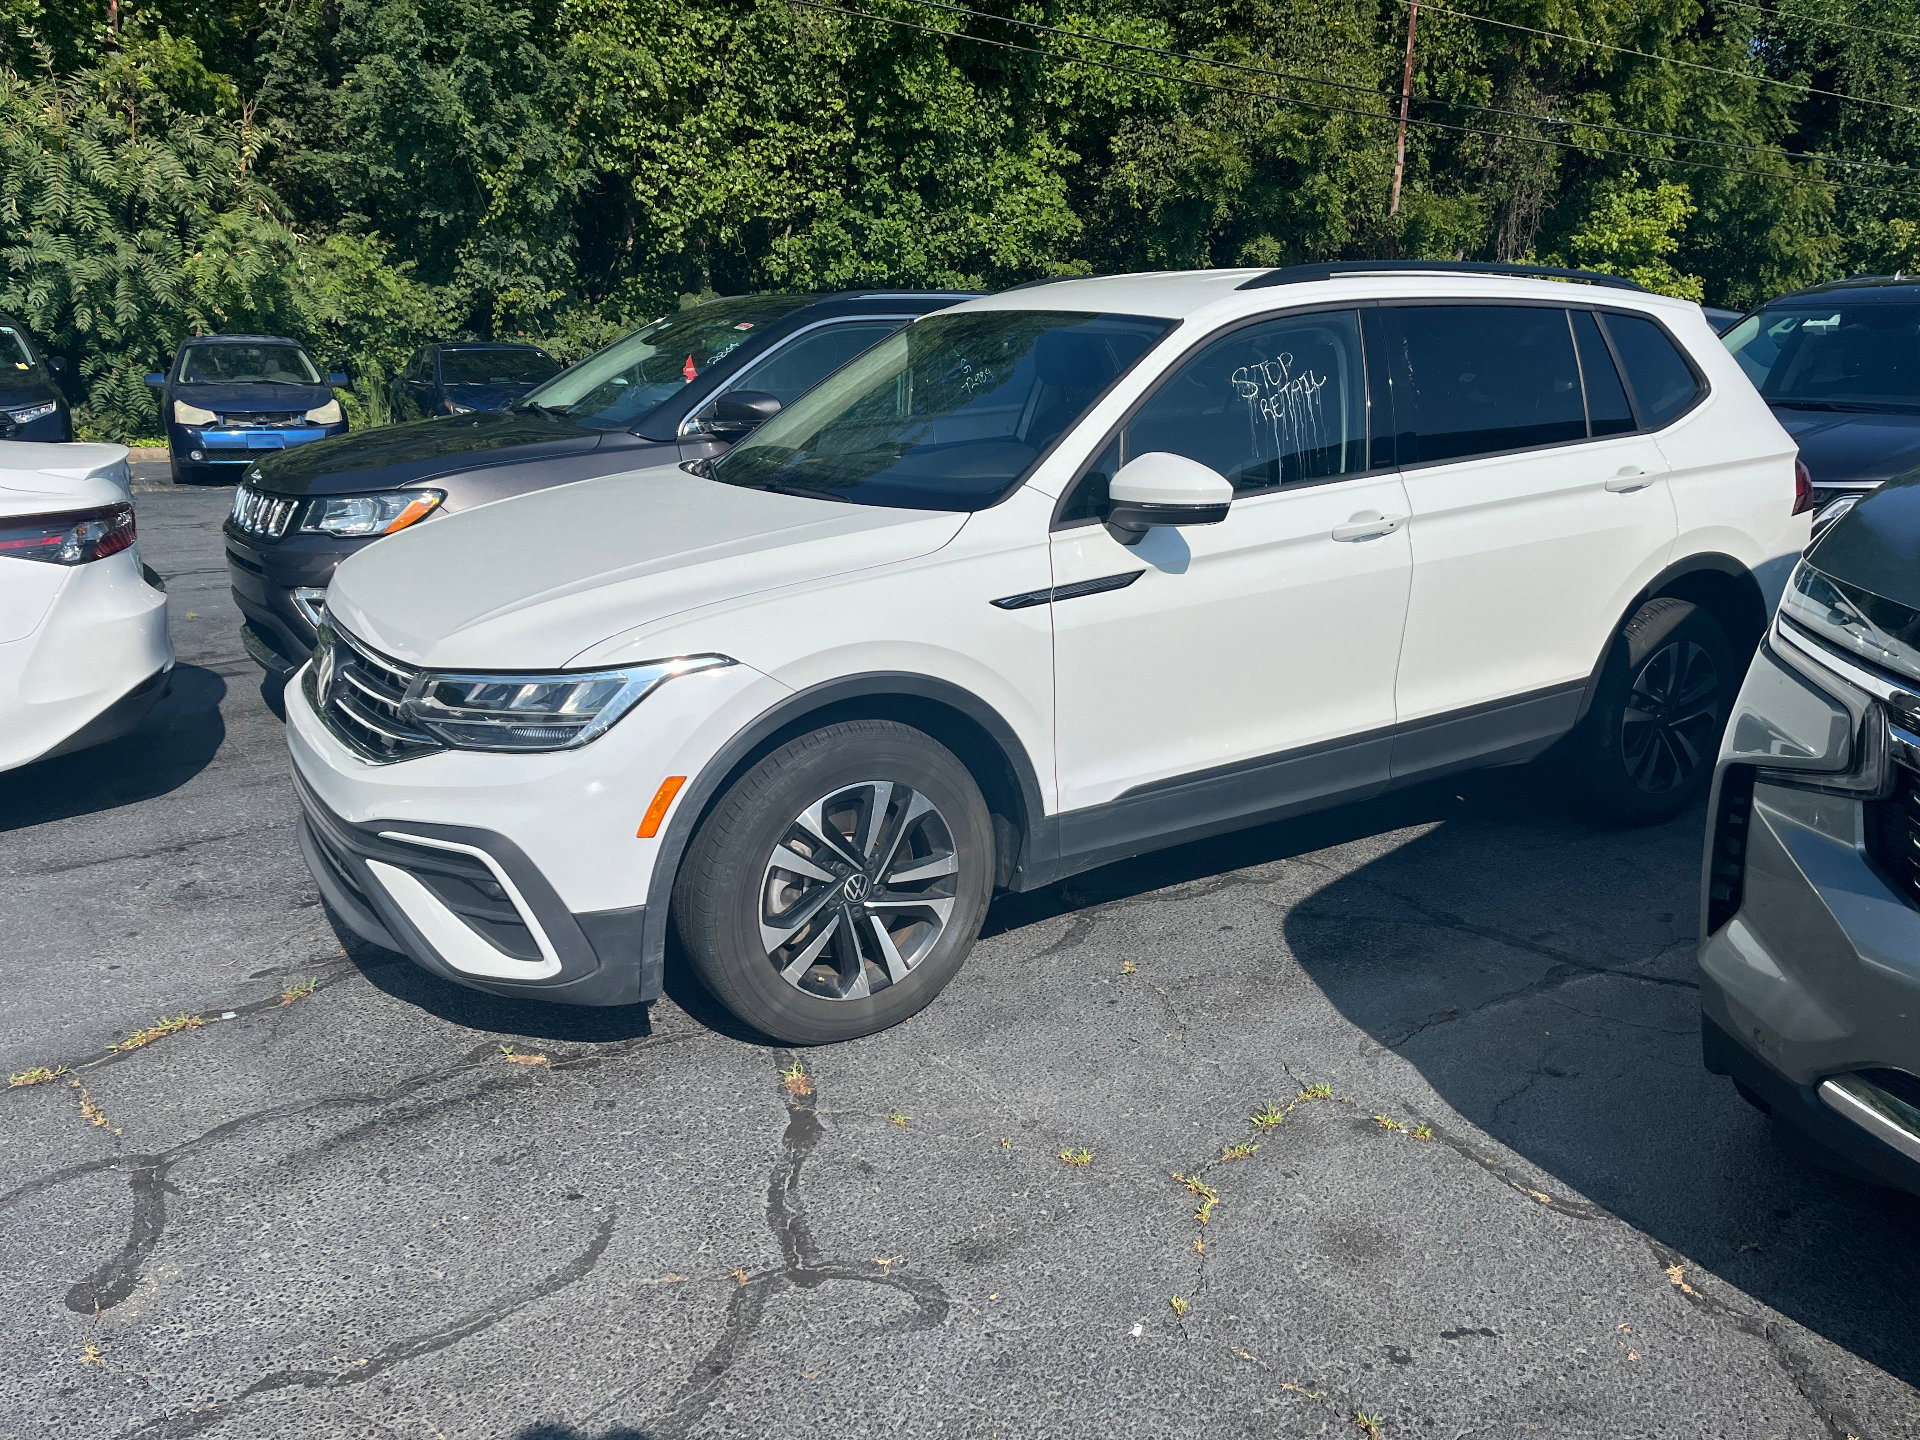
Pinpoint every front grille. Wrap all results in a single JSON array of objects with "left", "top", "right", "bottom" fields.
[
  {"left": 1866, "top": 760, "right": 1920, "bottom": 908},
  {"left": 308, "top": 621, "right": 444, "bottom": 763},
  {"left": 229, "top": 485, "right": 300, "bottom": 539},
  {"left": 221, "top": 410, "right": 307, "bottom": 428}
]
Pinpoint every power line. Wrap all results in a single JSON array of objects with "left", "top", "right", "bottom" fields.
[
  {"left": 1397, "top": 0, "right": 1920, "bottom": 116},
  {"left": 789, "top": 0, "right": 1920, "bottom": 200},
  {"left": 857, "top": 0, "right": 1920, "bottom": 181},
  {"left": 1715, "top": 0, "right": 1920, "bottom": 46}
]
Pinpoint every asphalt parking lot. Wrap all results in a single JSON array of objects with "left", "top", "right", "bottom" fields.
[{"left": 3, "top": 466, "right": 1919, "bottom": 1440}]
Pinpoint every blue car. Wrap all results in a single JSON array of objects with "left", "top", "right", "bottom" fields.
[
  {"left": 146, "top": 334, "right": 348, "bottom": 486},
  {"left": 390, "top": 342, "right": 562, "bottom": 419}
]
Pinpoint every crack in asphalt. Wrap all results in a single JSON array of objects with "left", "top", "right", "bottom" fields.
[
  {"left": 1651, "top": 1242, "right": 1868, "bottom": 1440},
  {"left": 26, "top": 822, "right": 295, "bottom": 877},
  {"left": 631, "top": 1054, "right": 951, "bottom": 1439}
]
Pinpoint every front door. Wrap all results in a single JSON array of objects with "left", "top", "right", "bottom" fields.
[{"left": 1047, "top": 307, "right": 1413, "bottom": 859}]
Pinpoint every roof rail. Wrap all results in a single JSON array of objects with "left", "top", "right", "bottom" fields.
[
  {"left": 1238, "top": 260, "right": 1646, "bottom": 293},
  {"left": 999, "top": 272, "right": 1121, "bottom": 293}
]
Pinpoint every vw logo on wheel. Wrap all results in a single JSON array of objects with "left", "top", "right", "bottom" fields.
[{"left": 843, "top": 873, "right": 872, "bottom": 904}]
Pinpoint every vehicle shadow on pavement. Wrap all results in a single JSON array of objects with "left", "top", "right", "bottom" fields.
[
  {"left": 990, "top": 763, "right": 1920, "bottom": 1393},
  {"left": 0, "top": 662, "right": 226, "bottom": 831}
]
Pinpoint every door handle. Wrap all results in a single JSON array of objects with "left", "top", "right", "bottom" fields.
[
  {"left": 1331, "top": 511, "right": 1406, "bottom": 542},
  {"left": 1604, "top": 467, "right": 1653, "bottom": 493}
]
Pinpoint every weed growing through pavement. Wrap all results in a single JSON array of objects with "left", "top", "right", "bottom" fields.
[
  {"left": 1249, "top": 1101, "right": 1288, "bottom": 1129},
  {"left": 888, "top": 1111, "right": 910, "bottom": 1129},
  {"left": 499, "top": 1044, "right": 551, "bottom": 1068},
  {"left": 79, "top": 1339, "right": 104, "bottom": 1366},
  {"left": 1372, "top": 1114, "right": 1407, "bottom": 1133},
  {"left": 997, "top": 1136, "right": 1012, "bottom": 1149},
  {"left": 1120, "top": 961, "right": 1136, "bottom": 974},
  {"left": 1411, "top": 1125, "right": 1433, "bottom": 1141},
  {"left": 780, "top": 1060, "right": 813, "bottom": 1098},
  {"left": 1174, "top": 1172, "right": 1219, "bottom": 1224},
  {"left": 8, "top": 1065, "right": 66, "bottom": 1088},
  {"left": 1220, "top": 1141, "right": 1259, "bottom": 1161},
  {"left": 1169, "top": 1295, "right": 1189, "bottom": 1317},
  {"left": 110, "top": 1013, "right": 205, "bottom": 1052},
  {"left": 279, "top": 977, "right": 319, "bottom": 1005},
  {"left": 1354, "top": 1411, "right": 1385, "bottom": 1438},
  {"left": 1057, "top": 1147, "right": 1094, "bottom": 1167},
  {"left": 71, "top": 1081, "right": 120, "bottom": 1134},
  {"left": 1300, "top": 1083, "right": 1334, "bottom": 1101}
]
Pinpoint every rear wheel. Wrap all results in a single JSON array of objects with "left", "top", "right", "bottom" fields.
[
  {"left": 1571, "top": 597, "right": 1736, "bottom": 825},
  {"left": 672, "top": 720, "right": 994, "bottom": 1044}
]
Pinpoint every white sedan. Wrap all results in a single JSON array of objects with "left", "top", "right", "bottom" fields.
[{"left": 0, "top": 443, "right": 173, "bottom": 771}]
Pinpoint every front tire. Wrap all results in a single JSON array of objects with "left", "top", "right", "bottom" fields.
[
  {"left": 672, "top": 720, "right": 994, "bottom": 1044},
  {"left": 1571, "top": 597, "right": 1736, "bottom": 825}
]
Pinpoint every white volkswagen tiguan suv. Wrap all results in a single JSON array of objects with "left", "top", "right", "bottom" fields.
[{"left": 288, "top": 263, "right": 1808, "bottom": 1042}]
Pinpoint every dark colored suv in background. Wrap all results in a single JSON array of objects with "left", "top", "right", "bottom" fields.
[
  {"left": 391, "top": 342, "right": 562, "bottom": 419},
  {"left": 1723, "top": 277, "right": 1920, "bottom": 525},
  {"left": 225, "top": 290, "right": 974, "bottom": 674},
  {"left": 147, "top": 334, "right": 349, "bottom": 485},
  {"left": 0, "top": 314, "right": 71, "bottom": 441},
  {"left": 1701, "top": 473, "right": 1920, "bottom": 1196}
]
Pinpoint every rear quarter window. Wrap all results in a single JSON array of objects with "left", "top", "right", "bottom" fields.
[{"left": 1601, "top": 312, "right": 1703, "bottom": 428}]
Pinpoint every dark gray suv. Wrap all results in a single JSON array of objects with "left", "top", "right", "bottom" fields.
[{"left": 1701, "top": 473, "right": 1920, "bottom": 1194}]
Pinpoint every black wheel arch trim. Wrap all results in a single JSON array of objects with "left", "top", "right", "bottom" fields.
[
  {"left": 636, "top": 671, "right": 1048, "bottom": 1002},
  {"left": 1571, "top": 551, "right": 1766, "bottom": 728}
]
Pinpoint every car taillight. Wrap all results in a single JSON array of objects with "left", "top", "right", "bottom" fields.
[
  {"left": 1793, "top": 458, "right": 1814, "bottom": 516},
  {"left": 0, "top": 503, "right": 136, "bottom": 565}
]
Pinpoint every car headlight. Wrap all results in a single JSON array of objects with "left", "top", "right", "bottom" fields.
[
  {"left": 1779, "top": 558, "right": 1920, "bottom": 687},
  {"left": 305, "top": 398, "right": 344, "bottom": 424},
  {"left": 402, "top": 655, "right": 733, "bottom": 750},
  {"left": 6, "top": 400, "right": 57, "bottom": 424},
  {"left": 300, "top": 489, "right": 444, "bottom": 537},
  {"left": 174, "top": 400, "right": 217, "bottom": 426}
]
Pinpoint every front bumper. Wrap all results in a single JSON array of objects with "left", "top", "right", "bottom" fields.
[
  {"left": 1699, "top": 630, "right": 1920, "bottom": 1195},
  {"left": 168, "top": 420, "right": 346, "bottom": 483},
  {"left": 284, "top": 644, "right": 790, "bottom": 1005},
  {"left": 225, "top": 526, "right": 365, "bottom": 671}
]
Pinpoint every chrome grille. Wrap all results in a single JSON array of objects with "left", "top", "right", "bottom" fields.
[
  {"left": 221, "top": 410, "right": 307, "bottom": 428},
  {"left": 229, "top": 486, "right": 300, "bottom": 540},
  {"left": 1868, "top": 760, "right": 1920, "bottom": 908},
  {"left": 307, "top": 620, "right": 444, "bottom": 764}
]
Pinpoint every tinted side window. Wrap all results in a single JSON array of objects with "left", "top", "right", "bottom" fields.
[
  {"left": 1128, "top": 310, "right": 1367, "bottom": 495},
  {"left": 1601, "top": 312, "right": 1701, "bottom": 428},
  {"left": 737, "top": 321, "right": 904, "bottom": 406},
  {"left": 1571, "top": 310, "right": 1635, "bottom": 437},
  {"left": 1391, "top": 305, "right": 1586, "bottom": 463}
]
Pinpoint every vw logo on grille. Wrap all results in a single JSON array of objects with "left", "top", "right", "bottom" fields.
[
  {"left": 843, "top": 873, "right": 872, "bottom": 903},
  {"left": 312, "top": 634, "right": 338, "bottom": 708}
]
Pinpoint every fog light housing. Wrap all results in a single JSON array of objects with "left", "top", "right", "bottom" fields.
[{"left": 189, "top": 449, "right": 205, "bottom": 461}]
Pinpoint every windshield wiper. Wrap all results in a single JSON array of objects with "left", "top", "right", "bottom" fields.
[{"left": 518, "top": 400, "right": 566, "bottom": 422}]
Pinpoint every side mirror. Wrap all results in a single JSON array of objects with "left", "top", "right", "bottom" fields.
[
  {"left": 145, "top": 372, "right": 166, "bottom": 389},
  {"left": 46, "top": 356, "right": 63, "bottom": 374},
  {"left": 328, "top": 371, "right": 350, "bottom": 388},
  {"left": 702, "top": 390, "right": 782, "bottom": 436},
  {"left": 1104, "top": 451, "right": 1233, "bottom": 544}
]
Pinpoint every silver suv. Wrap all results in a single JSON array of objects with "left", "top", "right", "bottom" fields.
[{"left": 1701, "top": 473, "right": 1920, "bottom": 1194}]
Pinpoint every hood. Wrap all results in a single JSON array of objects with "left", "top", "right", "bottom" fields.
[
  {"left": 1806, "top": 469, "right": 1920, "bottom": 612},
  {"left": 444, "top": 381, "right": 539, "bottom": 413},
  {"left": 1772, "top": 405, "right": 1920, "bottom": 489},
  {"left": 175, "top": 379, "right": 334, "bottom": 414},
  {"left": 0, "top": 441, "right": 130, "bottom": 517},
  {"left": 328, "top": 463, "right": 968, "bottom": 670},
  {"left": 0, "top": 371, "right": 61, "bottom": 409},
  {"left": 251, "top": 409, "right": 602, "bottom": 496}
]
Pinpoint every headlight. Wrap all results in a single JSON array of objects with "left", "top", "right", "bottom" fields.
[
  {"left": 403, "top": 655, "right": 732, "bottom": 750},
  {"left": 6, "top": 400, "right": 57, "bottom": 424},
  {"left": 174, "top": 400, "right": 217, "bottom": 426},
  {"left": 305, "top": 398, "right": 344, "bottom": 424},
  {"left": 300, "top": 489, "right": 444, "bottom": 537},
  {"left": 1779, "top": 558, "right": 1920, "bottom": 687}
]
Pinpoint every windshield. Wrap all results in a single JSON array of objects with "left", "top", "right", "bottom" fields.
[
  {"left": 522, "top": 295, "right": 813, "bottom": 427},
  {"left": 1726, "top": 302, "right": 1920, "bottom": 412},
  {"left": 0, "top": 326, "right": 36, "bottom": 370},
  {"left": 439, "top": 348, "right": 560, "bottom": 385},
  {"left": 710, "top": 310, "right": 1175, "bottom": 511},
  {"left": 179, "top": 342, "right": 321, "bottom": 386}
]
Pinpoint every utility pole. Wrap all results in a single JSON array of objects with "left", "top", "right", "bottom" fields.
[{"left": 1389, "top": 0, "right": 1420, "bottom": 216}]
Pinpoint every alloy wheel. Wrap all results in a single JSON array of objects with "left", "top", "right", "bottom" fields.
[
  {"left": 1619, "top": 638, "right": 1722, "bottom": 795},
  {"left": 759, "top": 780, "right": 960, "bottom": 1000}
]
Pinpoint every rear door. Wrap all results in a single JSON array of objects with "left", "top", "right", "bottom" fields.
[{"left": 1380, "top": 302, "right": 1678, "bottom": 775}]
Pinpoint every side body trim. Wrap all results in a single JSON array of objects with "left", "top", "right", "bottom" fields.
[{"left": 991, "top": 570, "right": 1144, "bottom": 610}]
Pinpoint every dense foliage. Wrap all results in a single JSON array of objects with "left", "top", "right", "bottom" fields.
[{"left": 7, "top": 0, "right": 1919, "bottom": 439}]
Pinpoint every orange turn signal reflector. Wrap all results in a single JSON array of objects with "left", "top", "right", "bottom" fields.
[
  {"left": 638, "top": 776, "right": 687, "bottom": 838},
  {"left": 381, "top": 494, "right": 442, "bottom": 534}
]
